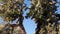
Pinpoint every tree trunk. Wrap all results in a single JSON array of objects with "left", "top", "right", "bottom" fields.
[
  {"left": 19, "top": 24, "right": 26, "bottom": 34},
  {"left": 18, "top": 15, "right": 26, "bottom": 34}
]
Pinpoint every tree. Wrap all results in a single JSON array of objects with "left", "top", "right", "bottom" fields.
[
  {"left": 0, "top": 0, "right": 60, "bottom": 34},
  {"left": 0, "top": 0, "right": 26, "bottom": 34},
  {"left": 26, "top": 0, "right": 60, "bottom": 34}
]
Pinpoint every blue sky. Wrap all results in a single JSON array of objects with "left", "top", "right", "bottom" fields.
[
  {"left": 23, "top": 18, "right": 36, "bottom": 34},
  {"left": 0, "top": 0, "right": 60, "bottom": 34},
  {"left": 23, "top": 0, "right": 36, "bottom": 34},
  {"left": 56, "top": 0, "right": 60, "bottom": 14}
]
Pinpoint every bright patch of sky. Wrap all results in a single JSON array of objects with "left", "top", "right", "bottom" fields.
[
  {"left": 23, "top": 0, "right": 36, "bottom": 34},
  {"left": 0, "top": 17, "right": 3, "bottom": 23},
  {"left": 56, "top": 0, "right": 60, "bottom": 14}
]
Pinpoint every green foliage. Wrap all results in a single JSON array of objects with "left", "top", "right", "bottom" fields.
[
  {"left": 0, "top": 0, "right": 60, "bottom": 34},
  {"left": 0, "top": 0, "right": 26, "bottom": 34},
  {"left": 26, "top": 0, "right": 59, "bottom": 34},
  {"left": 36, "top": 23, "right": 59, "bottom": 34},
  {"left": 0, "top": 0, "right": 25, "bottom": 21},
  {"left": 26, "top": 0, "right": 57, "bottom": 19}
]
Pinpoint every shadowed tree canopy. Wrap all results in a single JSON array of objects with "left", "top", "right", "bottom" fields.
[
  {"left": 0, "top": 0, "right": 26, "bottom": 22},
  {"left": 26, "top": 0, "right": 60, "bottom": 34},
  {"left": 0, "top": 0, "right": 60, "bottom": 34},
  {"left": 0, "top": 0, "right": 27, "bottom": 34}
]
